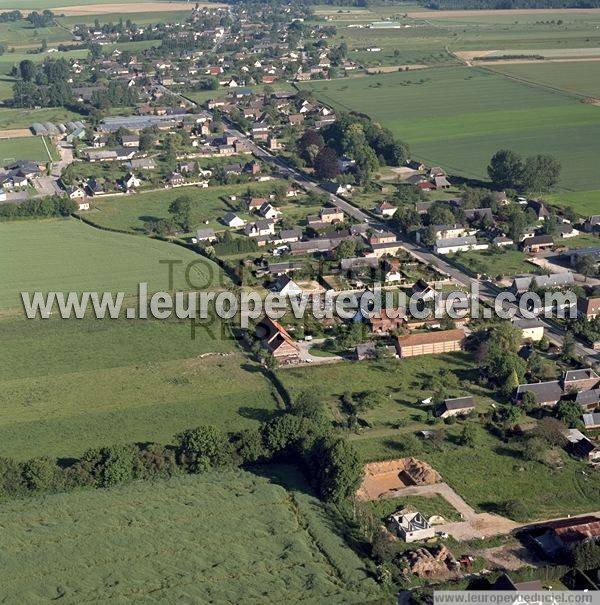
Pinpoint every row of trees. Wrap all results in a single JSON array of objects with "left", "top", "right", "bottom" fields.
[
  {"left": 0, "top": 195, "right": 76, "bottom": 220},
  {"left": 488, "top": 149, "right": 561, "bottom": 193},
  {"left": 0, "top": 407, "right": 362, "bottom": 505}
]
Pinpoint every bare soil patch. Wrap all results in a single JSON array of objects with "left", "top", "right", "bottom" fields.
[
  {"left": 357, "top": 457, "right": 441, "bottom": 501},
  {"left": 0, "top": 129, "right": 32, "bottom": 139},
  {"left": 49, "top": 2, "right": 220, "bottom": 16}
]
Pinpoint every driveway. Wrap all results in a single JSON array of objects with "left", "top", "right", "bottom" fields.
[{"left": 295, "top": 338, "right": 345, "bottom": 365}]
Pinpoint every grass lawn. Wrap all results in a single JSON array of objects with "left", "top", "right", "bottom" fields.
[
  {"left": 277, "top": 353, "right": 498, "bottom": 429},
  {"left": 558, "top": 232, "right": 600, "bottom": 249},
  {"left": 0, "top": 136, "right": 54, "bottom": 163},
  {"left": 86, "top": 180, "right": 316, "bottom": 234},
  {"left": 300, "top": 65, "right": 600, "bottom": 191},
  {"left": 352, "top": 423, "right": 600, "bottom": 522},
  {"left": 0, "top": 218, "right": 227, "bottom": 310},
  {"left": 184, "top": 82, "right": 296, "bottom": 106},
  {"left": 367, "top": 494, "right": 463, "bottom": 523},
  {"left": 0, "top": 314, "right": 280, "bottom": 459},
  {"left": 0, "top": 466, "right": 382, "bottom": 603},
  {"left": 453, "top": 248, "right": 534, "bottom": 278}
]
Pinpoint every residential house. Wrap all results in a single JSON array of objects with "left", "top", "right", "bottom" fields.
[
  {"left": 319, "top": 207, "right": 345, "bottom": 223},
  {"left": 515, "top": 380, "right": 563, "bottom": 407},
  {"left": 122, "top": 173, "right": 141, "bottom": 190},
  {"left": 434, "top": 236, "right": 488, "bottom": 255},
  {"left": 369, "top": 240, "right": 403, "bottom": 258},
  {"left": 67, "top": 186, "right": 86, "bottom": 200},
  {"left": 271, "top": 274, "right": 303, "bottom": 297},
  {"left": 395, "top": 329, "right": 464, "bottom": 358},
  {"left": 512, "top": 317, "right": 545, "bottom": 342},
  {"left": 256, "top": 317, "right": 300, "bottom": 363},
  {"left": 388, "top": 511, "right": 435, "bottom": 543},
  {"left": 121, "top": 134, "right": 139, "bottom": 148},
  {"left": 167, "top": 172, "right": 185, "bottom": 187},
  {"left": 528, "top": 200, "right": 551, "bottom": 221},
  {"left": 576, "top": 388, "right": 600, "bottom": 412},
  {"left": 245, "top": 220, "right": 275, "bottom": 237},
  {"left": 578, "top": 297, "right": 600, "bottom": 320},
  {"left": 563, "top": 369, "right": 600, "bottom": 393},
  {"left": 437, "top": 396, "right": 475, "bottom": 419},
  {"left": 583, "top": 412, "right": 600, "bottom": 430},
  {"left": 369, "top": 307, "right": 407, "bottom": 334},
  {"left": 374, "top": 201, "right": 397, "bottom": 217},
  {"left": 222, "top": 212, "right": 246, "bottom": 228},
  {"left": 258, "top": 203, "right": 281, "bottom": 220},
  {"left": 522, "top": 235, "right": 554, "bottom": 253},
  {"left": 195, "top": 228, "right": 216, "bottom": 243}
]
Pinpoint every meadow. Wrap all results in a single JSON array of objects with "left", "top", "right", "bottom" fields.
[
  {"left": 278, "top": 353, "right": 497, "bottom": 430},
  {"left": 0, "top": 315, "right": 279, "bottom": 460},
  {"left": 0, "top": 218, "right": 226, "bottom": 310},
  {"left": 0, "top": 106, "right": 84, "bottom": 129},
  {"left": 453, "top": 248, "right": 534, "bottom": 278},
  {"left": 0, "top": 467, "right": 381, "bottom": 603},
  {"left": 0, "top": 218, "right": 281, "bottom": 460},
  {"left": 0, "top": 135, "right": 54, "bottom": 162},
  {"left": 548, "top": 190, "right": 600, "bottom": 215},
  {"left": 87, "top": 180, "right": 320, "bottom": 234},
  {"left": 301, "top": 65, "right": 600, "bottom": 192}
]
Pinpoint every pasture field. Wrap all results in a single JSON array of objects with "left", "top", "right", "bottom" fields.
[
  {"left": 300, "top": 65, "right": 600, "bottom": 192},
  {"left": 0, "top": 218, "right": 227, "bottom": 310},
  {"left": 353, "top": 424, "right": 600, "bottom": 521},
  {"left": 0, "top": 315, "right": 279, "bottom": 459},
  {"left": 0, "top": 135, "right": 54, "bottom": 162},
  {"left": 0, "top": 467, "right": 381, "bottom": 603},
  {"left": 86, "top": 180, "right": 319, "bottom": 234}
]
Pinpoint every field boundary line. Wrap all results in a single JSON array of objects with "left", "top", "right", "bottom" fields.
[{"left": 475, "top": 64, "right": 589, "bottom": 101}]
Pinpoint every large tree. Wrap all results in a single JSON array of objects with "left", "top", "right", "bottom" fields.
[
  {"left": 487, "top": 149, "right": 523, "bottom": 190},
  {"left": 314, "top": 146, "right": 340, "bottom": 180},
  {"left": 521, "top": 154, "right": 561, "bottom": 193}
]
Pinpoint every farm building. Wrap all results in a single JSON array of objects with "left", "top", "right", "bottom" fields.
[
  {"left": 395, "top": 329, "right": 464, "bottom": 358},
  {"left": 437, "top": 396, "right": 475, "bottom": 419},
  {"left": 256, "top": 317, "right": 300, "bottom": 363}
]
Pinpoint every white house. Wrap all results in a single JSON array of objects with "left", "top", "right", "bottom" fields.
[
  {"left": 388, "top": 511, "right": 435, "bottom": 543},
  {"left": 259, "top": 203, "right": 282, "bottom": 220},
  {"left": 222, "top": 213, "right": 246, "bottom": 228},
  {"left": 123, "top": 173, "right": 141, "bottom": 190},
  {"left": 272, "top": 275, "right": 303, "bottom": 298},
  {"left": 434, "top": 236, "right": 489, "bottom": 255},
  {"left": 67, "top": 186, "right": 86, "bottom": 200}
]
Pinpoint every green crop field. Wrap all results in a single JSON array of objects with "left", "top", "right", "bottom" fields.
[
  {"left": 0, "top": 135, "right": 54, "bottom": 162},
  {"left": 301, "top": 65, "right": 600, "bottom": 192},
  {"left": 0, "top": 218, "right": 278, "bottom": 460},
  {"left": 0, "top": 467, "right": 381, "bottom": 603},
  {"left": 488, "top": 61, "right": 600, "bottom": 98},
  {"left": 0, "top": 218, "right": 227, "bottom": 310}
]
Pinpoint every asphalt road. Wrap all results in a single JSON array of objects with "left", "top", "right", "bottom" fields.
[{"left": 223, "top": 123, "right": 597, "bottom": 364}]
